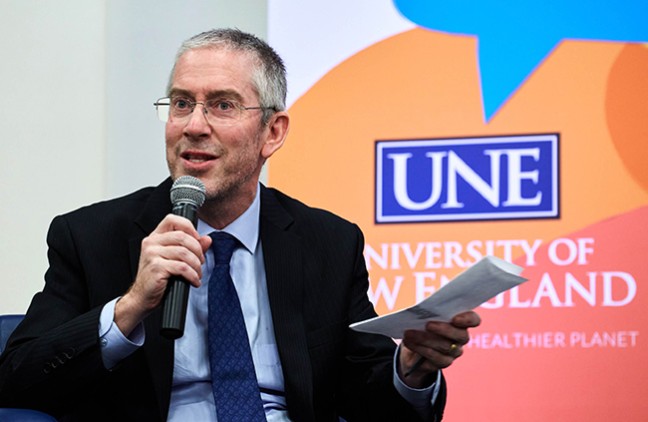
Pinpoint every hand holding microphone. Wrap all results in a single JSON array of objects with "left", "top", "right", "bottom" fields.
[
  {"left": 161, "top": 176, "right": 207, "bottom": 339},
  {"left": 113, "top": 176, "right": 207, "bottom": 339}
]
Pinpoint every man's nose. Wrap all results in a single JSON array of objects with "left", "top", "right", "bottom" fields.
[{"left": 183, "top": 103, "right": 211, "bottom": 137}]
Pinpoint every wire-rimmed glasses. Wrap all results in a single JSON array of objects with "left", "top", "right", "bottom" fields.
[{"left": 154, "top": 96, "right": 276, "bottom": 126}]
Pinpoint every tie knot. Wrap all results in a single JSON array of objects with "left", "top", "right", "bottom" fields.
[{"left": 209, "top": 232, "right": 239, "bottom": 265}]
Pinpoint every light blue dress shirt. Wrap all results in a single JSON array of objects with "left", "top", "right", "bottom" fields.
[{"left": 99, "top": 184, "right": 439, "bottom": 420}]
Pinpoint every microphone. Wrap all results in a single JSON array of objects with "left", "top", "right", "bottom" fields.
[{"left": 160, "top": 175, "right": 206, "bottom": 339}]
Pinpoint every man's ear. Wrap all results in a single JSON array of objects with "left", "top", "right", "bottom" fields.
[{"left": 261, "top": 111, "right": 290, "bottom": 159}]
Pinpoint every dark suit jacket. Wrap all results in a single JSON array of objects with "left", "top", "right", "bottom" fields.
[{"left": 0, "top": 179, "right": 446, "bottom": 421}]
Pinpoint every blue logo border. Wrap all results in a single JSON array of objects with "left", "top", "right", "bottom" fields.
[{"left": 374, "top": 133, "right": 560, "bottom": 224}]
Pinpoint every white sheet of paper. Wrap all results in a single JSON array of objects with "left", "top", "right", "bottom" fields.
[{"left": 350, "top": 256, "right": 527, "bottom": 339}]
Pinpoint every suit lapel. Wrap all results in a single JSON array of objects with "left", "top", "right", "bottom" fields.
[
  {"left": 260, "top": 186, "right": 315, "bottom": 421},
  {"left": 128, "top": 178, "right": 175, "bottom": 421}
]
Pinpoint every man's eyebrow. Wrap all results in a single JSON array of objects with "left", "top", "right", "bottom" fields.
[
  {"left": 205, "top": 89, "right": 244, "bottom": 102},
  {"left": 168, "top": 88, "right": 244, "bottom": 102},
  {"left": 168, "top": 88, "right": 193, "bottom": 98}
]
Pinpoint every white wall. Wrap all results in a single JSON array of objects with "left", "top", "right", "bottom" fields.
[{"left": 0, "top": 0, "right": 267, "bottom": 314}]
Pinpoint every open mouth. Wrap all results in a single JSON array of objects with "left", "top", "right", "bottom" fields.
[{"left": 181, "top": 151, "right": 217, "bottom": 163}]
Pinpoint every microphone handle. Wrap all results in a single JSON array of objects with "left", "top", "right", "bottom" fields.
[{"left": 160, "top": 203, "right": 199, "bottom": 339}]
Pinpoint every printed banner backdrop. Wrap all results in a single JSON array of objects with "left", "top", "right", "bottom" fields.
[{"left": 268, "top": 1, "right": 648, "bottom": 420}]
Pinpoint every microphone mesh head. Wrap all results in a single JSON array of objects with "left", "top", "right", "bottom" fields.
[{"left": 170, "top": 176, "right": 206, "bottom": 207}]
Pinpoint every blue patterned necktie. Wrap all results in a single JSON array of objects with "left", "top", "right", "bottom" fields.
[{"left": 207, "top": 231, "right": 266, "bottom": 421}]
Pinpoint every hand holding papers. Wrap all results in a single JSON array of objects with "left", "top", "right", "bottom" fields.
[{"left": 350, "top": 256, "right": 527, "bottom": 339}]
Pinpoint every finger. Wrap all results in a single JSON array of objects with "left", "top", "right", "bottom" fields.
[
  {"left": 153, "top": 214, "right": 201, "bottom": 239},
  {"left": 404, "top": 328, "right": 467, "bottom": 357},
  {"left": 451, "top": 311, "right": 481, "bottom": 328},
  {"left": 401, "top": 341, "right": 457, "bottom": 372},
  {"left": 159, "top": 257, "right": 203, "bottom": 286},
  {"left": 138, "top": 250, "right": 201, "bottom": 285},
  {"left": 422, "top": 321, "right": 471, "bottom": 346},
  {"left": 446, "top": 342, "right": 463, "bottom": 358},
  {"left": 156, "top": 245, "right": 204, "bottom": 277},
  {"left": 144, "top": 230, "right": 207, "bottom": 264},
  {"left": 139, "top": 237, "right": 205, "bottom": 285},
  {"left": 199, "top": 234, "right": 213, "bottom": 254}
]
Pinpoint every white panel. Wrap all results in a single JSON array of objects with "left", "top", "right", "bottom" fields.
[{"left": 0, "top": 0, "right": 106, "bottom": 313}]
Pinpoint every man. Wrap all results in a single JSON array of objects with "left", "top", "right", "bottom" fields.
[{"left": 0, "top": 29, "right": 480, "bottom": 421}]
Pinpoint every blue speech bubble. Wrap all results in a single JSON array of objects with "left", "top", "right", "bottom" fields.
[{"left": 393, "top": 0, "right": 648, "bottom": 121}]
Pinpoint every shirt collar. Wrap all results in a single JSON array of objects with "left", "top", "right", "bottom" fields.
[{"left": 196, "top": 184, "right": 260, "bottom": 254}]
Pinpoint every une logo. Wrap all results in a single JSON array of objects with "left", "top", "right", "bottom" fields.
[{"left": 375, "top": 134, "right": 559, "bottom": 223}]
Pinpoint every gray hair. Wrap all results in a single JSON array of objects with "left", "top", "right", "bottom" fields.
[{"left": 167, "top": 28, "right": 287, "bottom": 124}]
